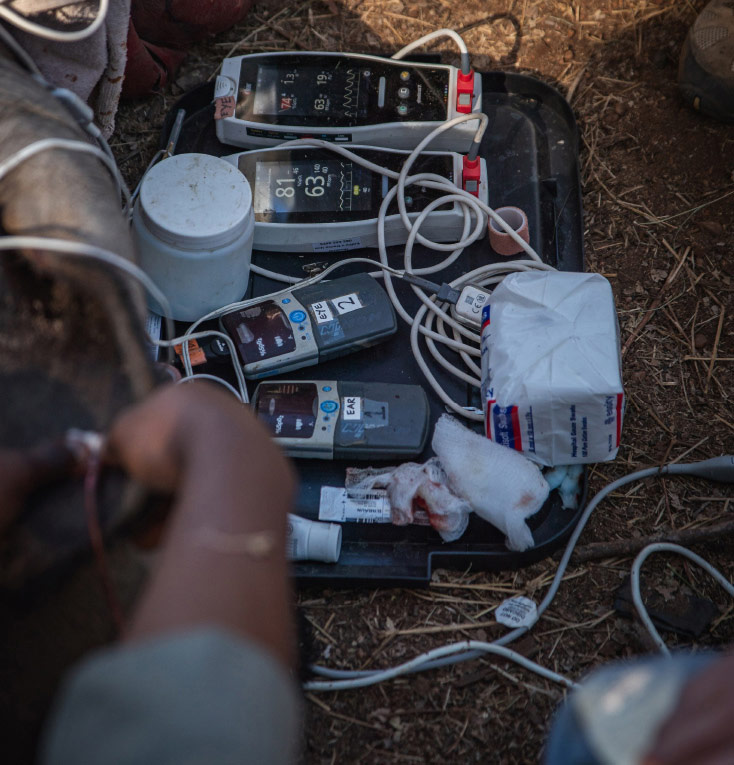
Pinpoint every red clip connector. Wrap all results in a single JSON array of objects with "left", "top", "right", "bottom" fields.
[
  {"left": 455, "top": 70, "right": 475, "bottom": 114},
  {"left": 462, "top": 156, "right": 481, "bottom": 197}
]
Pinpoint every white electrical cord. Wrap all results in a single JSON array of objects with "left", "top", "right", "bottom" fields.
[
  {"left": 391, "top": 28, "right": 471, "bottom": 75},
  {"left": 155, "top": 330, "right": 249, "bottom": 403},
  {"left": 180, "top": 115, "right": 548, "bottom": 418},
  {"left": 3, "top": 20, "right": 730, "bottom": 700},
  {"left": 631, "top": 542, "right": 734, "bottom": 657},
  {"left": 0, "top": 24, "right": 491, "bottom": 404},
  {"left": 178, "top": 254, "right": 418, "bottom": 379},
  {"left": 0, "top": 69, "right": 168, "bottom": 368},
  {"left": 249, "top": 263, "right": 301, "bottom": 284},
  {"left": 305, "top": 640, "right": 578, "bottom": 692},
  {"left": 0, "top": 12, "right": 130, "bottom": 212},
  {"left": 0, "top": 137, "right": 130, "bottom": 213},
  {"left": 0, "top": 0, "right": 109, "bottom": 43},
  {"left": 0, "top": 97, "right": 160, "bottom": 370},
  {"left": 0, "top": 235, "right": 252, "bottom": 395},
  {"left": 0, "top": 236, "right": 175, "bottom": 358},
  {"left": 306, "top": 457, "right": 734, "bottom": 690}
]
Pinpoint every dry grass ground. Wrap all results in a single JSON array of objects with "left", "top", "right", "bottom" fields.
[{"left": 112, "top": 1, "right": 734, "bottom": 762}]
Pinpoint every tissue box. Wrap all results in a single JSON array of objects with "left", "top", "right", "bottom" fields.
[{"left": 480, "top": 271, "right": 624, "bottom": 466}]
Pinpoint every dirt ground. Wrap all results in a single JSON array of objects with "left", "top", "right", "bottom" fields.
[{"left": 113, "top": 1, "right": 734, "bottom": 762}]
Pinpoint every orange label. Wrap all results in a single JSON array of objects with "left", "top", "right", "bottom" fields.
[
  {"left": 214, "top": 96, "right": 235, "bottom": 120},
  {"left": 174, "top": 339, "right": 207, "bottom": 366}
]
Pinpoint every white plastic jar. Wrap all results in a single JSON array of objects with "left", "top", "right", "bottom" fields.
[{"left": 132, "top": 153, "right": 254, "bottom": 321}]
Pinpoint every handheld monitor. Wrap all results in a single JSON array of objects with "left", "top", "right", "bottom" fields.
[
  {"left": 214, "top": 52, "right": 482, "bottom": 151},
  {"left": 224, "top": 145, "right": 488, "bottom": 252},
  {"left": 219, "top": 273, "right": 397, "bottom": 379},
  {"left": 252, "top": 380, "right": 430, "bottom": 460}
]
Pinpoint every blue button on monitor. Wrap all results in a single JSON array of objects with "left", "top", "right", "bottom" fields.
[
  {"left": 320, "top": 400, "right": 338, "bottom": 414},
  {"left": 282, "top": 298, "right": 291, "bottom": 304},
  {"left": 289, "top": 310, "right": 306, "bottom": 323},
  {"left": 322, "top": 386, "right": 332, "bottom": 392}
]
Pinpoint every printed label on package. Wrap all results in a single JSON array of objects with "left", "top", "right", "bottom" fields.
[
  {"left": 331, "top": 293, "right": 363, "bottom": 315},
  {"left": 318, "top": 487, "right": 391, "bottom": 523},
  {"left": 462, "top": 286, "right": 488, "bottom": 320},
  {"left": 312, "top": 238, "right": 363, "bottom": 253},
  {"left": 495, "top": 596, "right": 538, "bottom": 628},
  {"left": 490, "top": 404, "right": 523, "bottom": 451},
  {"left": 481, "top": 303, "right": 491, "bottom": 329},
  {"left": 342, "top": 396, "right": 362, "bottom": 420},
  {"left": 310, "top": 301, "right": 334, "bottom": 324}
]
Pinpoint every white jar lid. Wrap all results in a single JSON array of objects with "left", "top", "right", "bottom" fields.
[{"left": 138, "top": 153, "right": 253, "bottom": 250}]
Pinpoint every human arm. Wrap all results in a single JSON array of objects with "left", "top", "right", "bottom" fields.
[
  {"left": 104, "top": 382, "right": 299, "bottom": 669},
  {"left": 41, "top": 383, "right": 302, "bottom": 765}
]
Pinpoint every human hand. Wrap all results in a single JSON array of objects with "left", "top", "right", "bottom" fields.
[
  {"left": 0, "top": 441, "right": 75, "bottom": 535},
  {"left": 644, "top": 652, "right": 734, "bottom": 765},
  {"left": 105, "top": 382, "right": 296, "bottom": 501},
  {"left": 112, "top": 383, "right": 298, "bottom": 666}
]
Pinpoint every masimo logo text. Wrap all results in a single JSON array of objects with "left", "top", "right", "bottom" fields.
[{"left": 274, "top": 415, "right": 284, "bottom": 434}]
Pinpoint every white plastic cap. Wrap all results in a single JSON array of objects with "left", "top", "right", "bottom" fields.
[
  {"left": 306, "top": 522, "right": 342, "bottom": 563},
  {"left": 138, "top": 153, "right": 252, "bottom": 249},
  {"left": 133, "top": 152, "right": 255, "bottom": 321}
]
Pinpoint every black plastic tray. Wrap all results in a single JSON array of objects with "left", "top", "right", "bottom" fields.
[{"left": 161, "top": 67, "right": 586, "bottom": 585}]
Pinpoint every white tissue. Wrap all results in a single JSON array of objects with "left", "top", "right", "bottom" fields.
[{"left": 432, "top": 415, "right": 550, "bottom": 551}]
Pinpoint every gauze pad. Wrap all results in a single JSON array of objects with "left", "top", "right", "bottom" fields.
[{"left": 432, "top": 415, "right": 549, "bottom": 551}]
